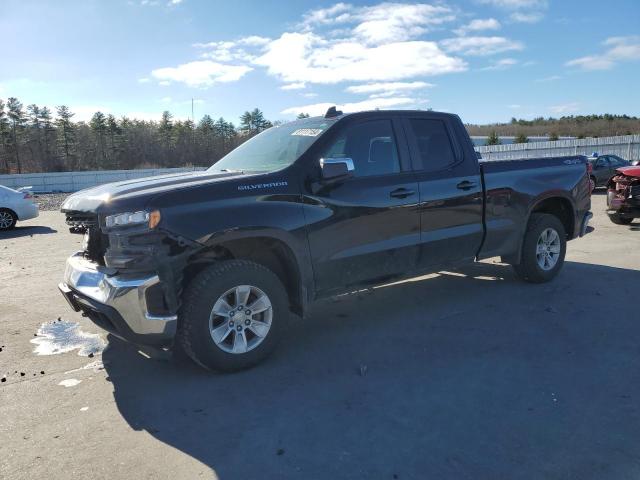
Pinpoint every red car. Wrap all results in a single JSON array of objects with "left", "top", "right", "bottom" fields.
[{"left": 607, "top": 166, "right": 640, "bottom": 225}]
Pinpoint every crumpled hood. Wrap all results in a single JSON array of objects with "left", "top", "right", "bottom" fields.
[
  {"left": 61, "top": 170, "right": 247, "bottom": 213},
  {"left": 617, "top": 166, "right": 640, "bottom": 178}
]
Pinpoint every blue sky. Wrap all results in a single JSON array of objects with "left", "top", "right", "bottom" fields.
[{"left": 1, "top": 0, "right": 639, "bottom": 124}]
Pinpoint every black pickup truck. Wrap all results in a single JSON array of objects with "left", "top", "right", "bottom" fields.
[{"left": 59, "top": 109, "right": 592, "bottom": 371}]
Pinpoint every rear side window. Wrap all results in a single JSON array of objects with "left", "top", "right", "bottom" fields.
[
  {"left": 323, "top": 119, "right": 400, "bottom": 177},
  {"left": 407, "top": 119, "right": 457, "bottom": 172}
]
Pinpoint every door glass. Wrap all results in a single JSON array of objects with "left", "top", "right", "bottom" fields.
[
  {"left": 407, "top": 119, "right": 457, "bottom": 172},
  {"left": 322, "top": 120, "right": 400, "bottom": 177}
]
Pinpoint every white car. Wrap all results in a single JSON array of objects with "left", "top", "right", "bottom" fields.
[{"left": 0, "top": 185, "right": 39, "bottom": 230}]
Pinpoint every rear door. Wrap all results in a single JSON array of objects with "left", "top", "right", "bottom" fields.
[
  {"left": 302, "top": 115, "right": 420, "bottom": 294},
  {"left": 402, "top": 115, "right": 484, "bottom": 269}
]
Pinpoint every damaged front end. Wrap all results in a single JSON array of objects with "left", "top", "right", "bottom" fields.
[
  {"left": 606, "top": 166, "right": 640, "bottom": 225},
  {"left": 59, "top": 209, "right": 201, "bottom": 346}
]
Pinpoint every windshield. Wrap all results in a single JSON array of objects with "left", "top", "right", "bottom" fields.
[{"left": 208, "top": 119, "right": 333, "bottom": 173}]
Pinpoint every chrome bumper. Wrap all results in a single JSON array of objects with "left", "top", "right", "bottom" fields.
[{"left": 60, "top": 253, "right": 177, "bottom": 340}]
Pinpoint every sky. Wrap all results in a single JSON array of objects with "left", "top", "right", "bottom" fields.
[{"left": 1, "top": 0, "right": 639, "bottom": 124}]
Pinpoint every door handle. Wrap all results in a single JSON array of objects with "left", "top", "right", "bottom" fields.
[
  {"left": 456, "top": 180, "right": 477, "bottom": 191},
  {"left": 390, "top": 188, "right": 415, "bottom": 199}
]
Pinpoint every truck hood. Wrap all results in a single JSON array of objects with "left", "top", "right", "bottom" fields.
[{"left": 61, "top": 170, "right": 246, "bottom": 213}]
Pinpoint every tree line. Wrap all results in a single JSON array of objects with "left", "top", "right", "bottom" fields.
[
  {"left": 0, "top": 97, "right": 278, "bottom": 174},
  {"left": 467, "top": 114, "right": 640, "bottom": 142},
  {"left": 2, "top": 97, "right": 638, "bottom": 174}
]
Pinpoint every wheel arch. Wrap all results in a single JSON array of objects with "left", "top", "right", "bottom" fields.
[{"left": 183, "top": 232, "right": 311, "bottom": 317}]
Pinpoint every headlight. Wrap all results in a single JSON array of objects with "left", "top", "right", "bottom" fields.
[{"left": 105, "top": 210, "right": 161, "bottom": 229}]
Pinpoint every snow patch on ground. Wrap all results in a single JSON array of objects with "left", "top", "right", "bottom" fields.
[
  {"left": 31, "top": 321, "right": 105, "bottom": 356},
  {"left": 58, "top": 378, "right": 82, "bottom": 387},
  {"left": 64, "top": 360, "right": 105, "bottom": 374}
]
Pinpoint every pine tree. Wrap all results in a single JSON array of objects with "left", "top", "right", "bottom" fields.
[
  {"left": 548, "top": 132, "right": 559, "bottom": 141},
  {"left": 0, "top": 100, "right": 10, "bottom": 173},
  {"left": 239, "top": 108, "right": 272, "bottom": 136},
  {"left": 514, "top": 133, "right": 529, "bottom": 144},
  {"left": 485, "top": 131, "right": 501, "bottom": 146},
  {"left": 7, "top": 97, "right": 26, "bottom": 173},
  {"left": 39, "top": 107, "right": 56, "bottom": 170},
  {"left": 56, "top": 105, "right": 76, "bottom": 169},
  {"left": 106, "top": 114, "right": 122, "bottom": 168},
  {"left": 296, "top": 112, "right": 310, "bottom": 119},
  {"left": 90, "top": 112, "right": 108, "bottom": 168}
]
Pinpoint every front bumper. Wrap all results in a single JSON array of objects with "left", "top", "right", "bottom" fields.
[{"left": 59, "top": 253, "right": 177, "bottom": 346}]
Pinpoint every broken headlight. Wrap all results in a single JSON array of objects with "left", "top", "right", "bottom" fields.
[{"left": 104, "top": 210, "right": 161, "bottom": 229}]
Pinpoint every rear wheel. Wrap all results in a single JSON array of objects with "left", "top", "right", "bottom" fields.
[
  {"left": 608, "top": 214, "right": 633, "bottom": 225},
  {"left": 512, "top": 213, "right": 566, "bottom": 283},
  {"left": 0, "top": 209, "right": 17, "bottom": 230},
  {"left": 176, "top": 259, "right": 289, "bottom": 372},
  {"left": 589, "top": 176, "right": 596, "bottom": 192}
]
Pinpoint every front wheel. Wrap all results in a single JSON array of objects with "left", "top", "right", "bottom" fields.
[
  {"left": 176, "top": 259, "right": 289, "bottom": 372},
  {"left": 608, "top": 214, "right": 633, "bottom": 225},
  {"left": 512, "top": 213, "right": 566, "bottom": 283}
]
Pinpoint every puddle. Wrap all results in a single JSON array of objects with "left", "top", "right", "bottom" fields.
[
  {"left": 58, "top": 379, "right": 82, "bottom": 388},
  {"left": 31, "top": 321, "right": 106, "bottom": 357},
  {"left": 64, "top": 360, "right": 105, "bottom": 374}
]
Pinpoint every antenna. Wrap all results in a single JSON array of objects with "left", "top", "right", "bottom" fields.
[{"left": 191, "top": 98, "right": 194, "bottom": 123}]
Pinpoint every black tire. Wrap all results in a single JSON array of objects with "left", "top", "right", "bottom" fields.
[
  {"left": 176, "top": 259, "right": 289, "bottom": 372},
  {"left": 589, "top": 176, "right": 597, "bottom": 192},
  {"left": 512, "top": 213, "right": 567, "bottom": 283},
  {"left": 608, "top": 214, "right": 633, "bottom": 225},
  {"left": 0, "top": 208, "right": 17, "bottom": 231}
]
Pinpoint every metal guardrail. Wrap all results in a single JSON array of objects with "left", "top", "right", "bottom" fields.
[
  {"left": 0, "top": 167, "right": 207, "bottom": 193},
  {"left": 476, "top": 134, "right": 640, "bottom": 161}
]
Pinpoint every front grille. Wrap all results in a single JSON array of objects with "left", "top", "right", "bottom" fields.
[
  {"left": 65, "top": 211, "right": 108, "bottom": 264},
  {"left": 65, "top": 212, "right": 98, "bottom": 233}
]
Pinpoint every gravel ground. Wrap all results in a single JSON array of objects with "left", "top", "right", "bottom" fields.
[{"left": 34, "top": 193, "right": 70, "bottom": 211}]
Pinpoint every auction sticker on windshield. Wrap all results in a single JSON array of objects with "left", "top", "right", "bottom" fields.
[{"left": 291, "top": 128, "right": 323, "bottom": 137}]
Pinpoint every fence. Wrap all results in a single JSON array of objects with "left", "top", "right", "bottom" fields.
[
  {"left": 0, "top": 167, "right": 207, "bottom": 193},
  {"left": 476, "top": 134, "right": 640, "bottom": 161}
]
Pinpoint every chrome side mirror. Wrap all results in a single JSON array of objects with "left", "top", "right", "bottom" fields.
[{"left": 320, "top": 157, "right": 354, "bottom": 180}]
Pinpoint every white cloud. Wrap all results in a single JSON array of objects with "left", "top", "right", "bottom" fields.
[
  {"left": 345, "top": 81, "right": 434, "bottom": 94},
  {"left": 441, "top": 36, "right": 523, "bottom": 56},
  {"left": 281, "top": 96, "right": 421, "bottom": 116},
  {"left": 301, "top": 92, "right": 318, "bottom": 98},
  {"left": 168, "top": 0, "right": 183, "bottom": 4},
  {"left": 509, "top": 12, "right": 543, "bottom": 23},
  {"left": 549, "top": 102, "right": 580, "bottom": 114},
  {"left": 300, "top": 3, "right": 352, "bottom": 28},
  {"left": 566, "top": 36, "right": 640, "bottom": 71},
  {"left": 477, "top": 0, "right": 546, "bottom": 8},
  {"left": 481, "top": 58, "right": 518, "bottom": 70},
  {"left": 151, "top": 60, "right": 252, "bottom": 87},
  {"left": 255, "top": 32, "right": 466, "bottom": 84},
  {"left": 138, "top": 77, "right": 150, "bottom": 83},
  {"left": 352, "top": 3, "right": 456, "bottom": 44},
  {"left": 280, "top": 82, "right": 306, "bottom": 90},
  {"left": 454, "top": 18, "right": 501, "bottom": 36},
  {"left": 160, "top": 96, "right": 172, "bottom": 103}
]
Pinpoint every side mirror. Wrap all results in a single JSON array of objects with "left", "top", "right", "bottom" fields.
[{"left": 320, "top": 157, "right": 354, "bottom": 180}]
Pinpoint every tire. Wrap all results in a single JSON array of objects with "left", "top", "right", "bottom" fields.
[
  {"left": 589, "top": 176, "right": 596, "bottom": 192},
  {"left": 176, "top": 259, "right": 289, "bottom": 372},
  {"left": 0, "top": 208, "right": 17, "bottom": 231},
  {"left": 608, "top": 214, "right": 633, "bottom": 225},
  {"left": 512, "top": 213, "right": 567, "bottom": 283}
]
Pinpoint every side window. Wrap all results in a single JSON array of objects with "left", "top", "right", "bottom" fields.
[
  {"left": 596, "top": 157, "right": 610, "bottom": 168},
  {"left": 407, "top": 119, "right": 457, "bottom": 172},
  {"left": 322, "top": 120, "right": 400, "bottom": 177}
]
